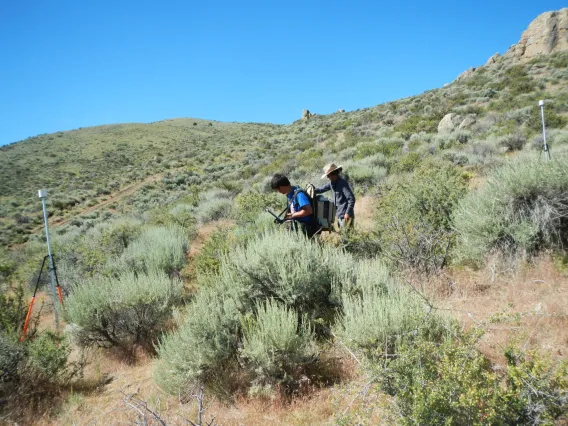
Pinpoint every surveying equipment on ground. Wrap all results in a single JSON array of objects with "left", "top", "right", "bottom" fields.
[
  {"left": 539, "top": 100, "right": 552, "bottom": 161},
  {"left": 20, "top": 190, "right": 64, "bottom": 340}
]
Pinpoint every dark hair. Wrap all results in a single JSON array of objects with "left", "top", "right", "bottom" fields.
[{"left": 270, "top": 174, "right": 290, "bottom": 189}]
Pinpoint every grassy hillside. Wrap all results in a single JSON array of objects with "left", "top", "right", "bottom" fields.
[
  {"left": 1, "top": 50, "right": 568, "bottom": 425},
  {"left": 1, "top": 52, "right": 568, "bottom": 247}
]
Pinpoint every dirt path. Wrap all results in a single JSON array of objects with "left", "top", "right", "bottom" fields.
[{"left": 32, "top": 173, "right": 164, "bottom": 233}]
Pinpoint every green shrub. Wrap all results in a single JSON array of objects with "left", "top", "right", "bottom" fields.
[
  {"left": 217, "top": 229, "right": 356, "bottom": 326},
  {"left": 0, "top": 282, "right": 26, "bottom": 335},
  {"left": 111, "top": 225, "right": 188, "bottom": 275},
  {"left": 376, "top": 159, "right": 469, "bottom": 272},
  {"left": 240, "top": 299, "right": 317, "bottom": 391},
  {"left": 154, "top": 288, "right": 241, "bottom": 394},
  {"left": 374, "top": 331, "right": 568, "bottom": 425},
  {"left": 334, "top": 259, "right": 453, "bottom": 359},
  {"left": 232, "top": 190, "right": 281, "bottom": 226},
  {"left": 26, "top": 332, "right": 70, "bottom": 379},
  {"left": 0, "top": 334, "right": 23, "bottom": 383},
  {"left": 196, "top": 198, "right": 233, "bottom": 224},
  {"left": 454, "top": 154, "right": 568, "bottom": 262},
  {"left": 65, "top": 270, "right": 183, "bottom": 348},
  {"left": 192, "top": 225, "right": 236, "bottom": 277}
]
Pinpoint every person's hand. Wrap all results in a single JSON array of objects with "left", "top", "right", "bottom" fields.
[
  {"left": 285, "top": 212, "right": 293, "bottom": 220},
  {"left": 344, "top": 213, "right": 351, "bottom": 222}
]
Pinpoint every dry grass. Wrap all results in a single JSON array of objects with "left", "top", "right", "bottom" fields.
[
  {"left": 418, "top": 256, "right": 568, "bottom": 366},
  {"left": 35, "top": 348, "right": 368, "bottom": 426}
]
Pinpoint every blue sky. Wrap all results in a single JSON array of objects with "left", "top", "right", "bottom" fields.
[{"left": 0, "top": 1, "right": 566, "bottom": 146}]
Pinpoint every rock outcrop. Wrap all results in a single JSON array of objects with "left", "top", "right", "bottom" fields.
[
  {"left": 302, "top": 109, "right": 312, "bottom": 120},
  {"left": 505, "top": 8, "right": 568, "bottom": 60},
  {"left": 438, "top": 113, "right": 477, "bottom": 133}
]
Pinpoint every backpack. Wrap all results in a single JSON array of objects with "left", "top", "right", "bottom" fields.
[{"left": 293, "top": 184, "right": 337, "bottom": 232}]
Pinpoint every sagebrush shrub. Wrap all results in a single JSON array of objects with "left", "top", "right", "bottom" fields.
[
  {"left": 154, "top": 288, "right": 241, "bottom": 394},
  {"left": 217, "top": 229, "right": 356, "bottom": 324},
  {"left": 240, "top": 299, "right": 317, "bottom": 391},
  {"left": 334, "top": 259, "right": 453, "bottom": 359},
  {"left": 65, "top": 270, "right": 183, "bottom": 348},
  {"left": 454, "top": 154, "right": 568, "bottom": 262},
  {"left": 110, "top": 225, "right": 188, "bottom": 275},
  {"left": 195, "top": 198, "right": 233, "bottom": 224}
]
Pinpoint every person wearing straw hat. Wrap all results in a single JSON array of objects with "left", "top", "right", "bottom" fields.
[{"left": 316, "top": 163, "right": 355, "bottom": 229}]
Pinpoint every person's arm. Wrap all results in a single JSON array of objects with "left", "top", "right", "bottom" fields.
[
  {"left": 315, "top": 182, "right": 331, "bottom": 194},
  {"left": 342, "top": 182, "right": 355, "bottom": 219},
  {"left": 286, "top": 204, "right": 313, "bottom": 220}
]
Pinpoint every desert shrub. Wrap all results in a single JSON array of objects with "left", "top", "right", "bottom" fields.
[
  {"left": 527, "top": 105, "right": 568, "bottom": 132},
  {"left": 0, "top": 282, "right": 26, "bottom": 335},
  {"left": 232, "top": 190, "right": 281, "bottom": 225},
  {"left": 54, "top": 218, "right": 143, "bottom": 278},
  {"left": 334, "top": 259, "right": 453, "bottom": 359},
  {"left": 390, "top": 152, "right": 421, "bottom": 173},
  {"left": 240, "top": 299, "right": 317, "bottom": 392},
  {"left": 499, "top": 133, "right": 527, "bottom": 151},
  {"left": 110, "top": 225, "right": 188, "bottom": 275},
  {"left": 150, "top": 203, "right": 197, "bottom": 230},
  {"left": 376, "top": 159, "right": 469, "bottom": 272},
  {"left": 341, "top": 161, "right": 387, "bottom": 191},
  {"left": 0, "top": 334, "right": 23, "bottom": 383},
  {"left": 454, "top": 154, "right": 568, "bottom": 262},
  {"left": 217, "top": 229, "right": 356, "bottom": 326},
  {"left": 373, "top": 331, "right": 568, "bottom": 425},
  {"left": 26, "top": 332, "right": 71, "bottom": 379},
  {"left": 65, "top": 270, "right": 183, "bottom": 348},
  {"left": 195, "top": 198, "right": 233, "bottom": 224},
  {"left": 154, "top": 288, "right": 241, "bottom": 394},
  {"left": 192, "top": 225, "right": 236, "bottom": 277}
]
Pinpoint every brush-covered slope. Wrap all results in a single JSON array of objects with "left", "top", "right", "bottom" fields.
[{"left": 1, "top": 12, "right": 568, "bottom": 247}]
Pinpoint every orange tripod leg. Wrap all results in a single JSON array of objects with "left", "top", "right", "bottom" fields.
[{"left": 20, "top": 297, "right": 36, "bottom": 342}]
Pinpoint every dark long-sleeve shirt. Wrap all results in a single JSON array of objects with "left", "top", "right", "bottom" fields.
[{"left": 316, "top": 177, "right": 355, "bottom": 219}]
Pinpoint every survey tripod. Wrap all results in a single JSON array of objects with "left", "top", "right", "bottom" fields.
[{"left": 20, "top": 254, "right": 64, "bottom": 341}]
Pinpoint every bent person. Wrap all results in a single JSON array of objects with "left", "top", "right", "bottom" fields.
[
  {"left": 316, "top": 163, "right": 355, "bottom": 229},
  {"left": 270, "top": 174, "right": 318, "bottom": 238}
]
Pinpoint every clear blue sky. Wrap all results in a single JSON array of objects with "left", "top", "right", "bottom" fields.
[{"left": 0, "top": 1, "right": 566, "bottom": 146}]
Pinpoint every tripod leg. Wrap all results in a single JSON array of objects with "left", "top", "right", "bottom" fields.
[
  {"left": 20, "top": 256, "right": 49, "bottom": 341},
  {"left": 51, "top": 255, "right": 64, "bottom": 306}
]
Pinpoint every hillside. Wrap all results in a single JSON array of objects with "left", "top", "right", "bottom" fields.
[
  {"left": 1, "top": 44, "right": 568, "bottom": 247},
  {"left": 1, "top": 8, "right": 568, "bottom": 426}
]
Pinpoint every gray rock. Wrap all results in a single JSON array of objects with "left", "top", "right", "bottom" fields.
[
  {"left": 438, "top": 113, "right": 461, "bottom": 133},
  {"left": 505, "top": 8, "right": 568, "bottom": 60},
  {"left": 458, "top": 114, "right": 477, "bottom": 130}
]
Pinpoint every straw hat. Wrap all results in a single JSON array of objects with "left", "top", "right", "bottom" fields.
[{"left": 321, "top": 163, "right": 343, "bottom": 179}]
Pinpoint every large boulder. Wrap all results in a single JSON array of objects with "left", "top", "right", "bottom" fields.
[
  {"left": 302, "top": 109, "right": 312, "bottom": 120},
  {"left": 505, "top": 8, "right": 568, "bottom": 60},
  {"left": 438, "top": 113, "right": 460, "bottom": 133},
  {"left": 438, "top": 113, "right": 477, "bottom": 133}
]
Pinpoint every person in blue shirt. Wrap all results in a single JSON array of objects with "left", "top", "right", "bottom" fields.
[
  {"left": 270, "top": 174, "right": 317, "bottom": 238},
  {"left": 316, "top": 163, "right": 355, "bottom": 229}
]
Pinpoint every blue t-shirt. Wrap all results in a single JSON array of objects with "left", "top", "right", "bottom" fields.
[{"left": 287, "top": 187, "right": 313, "bottom": 223}]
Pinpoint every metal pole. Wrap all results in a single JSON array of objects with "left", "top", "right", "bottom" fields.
[
  {"left": 539, "top": 100, "right": 551, "bottom": 161},
  {"left": 39, "top": 189, "right": 59, "bottom": 330}
]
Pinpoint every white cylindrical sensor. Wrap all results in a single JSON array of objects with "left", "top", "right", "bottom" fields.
[
  {"left": 38, "top": 189, "right": 48, "bottom": 198},
  {"left": 538, "top": 100, "right": 544, "bottom": 107}
]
